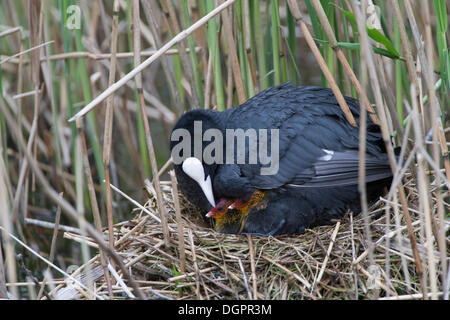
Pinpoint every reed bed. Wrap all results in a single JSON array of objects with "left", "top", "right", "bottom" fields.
[
  {"left": 47, "top": 176, "right": 447, "bottom": 300},
  {"left": 0, "top": 0, "right": 449, "bottom": 300}
]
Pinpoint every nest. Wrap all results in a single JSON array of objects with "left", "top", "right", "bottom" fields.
[{"left": 53, "top": 177, "right": 448, "bottom": 300}]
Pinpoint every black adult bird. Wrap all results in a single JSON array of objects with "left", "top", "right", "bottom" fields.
[{"left": 170, "top": 83, "right": 393, "bottom": 236}]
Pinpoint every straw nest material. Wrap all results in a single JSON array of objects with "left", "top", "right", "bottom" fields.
[{"left": 56, "top": 175, "right": 448, "bottom": 300}]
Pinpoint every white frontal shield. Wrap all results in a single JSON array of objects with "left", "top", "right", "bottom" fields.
[{"left": 182, "top": 157, "right": 216, "bottom": 208}]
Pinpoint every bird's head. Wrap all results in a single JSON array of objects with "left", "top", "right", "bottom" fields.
[{"left": 170, "top": 109, "right": 224, "bottom": 211}]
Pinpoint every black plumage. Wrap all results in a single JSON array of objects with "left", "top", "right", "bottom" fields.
[{"left": 170, "top": 83, "right": 393, "bottom": 235}]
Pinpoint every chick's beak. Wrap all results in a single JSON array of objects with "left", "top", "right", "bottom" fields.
[{"left": 206, "top": 198, "right": 233, "bottom": 218}]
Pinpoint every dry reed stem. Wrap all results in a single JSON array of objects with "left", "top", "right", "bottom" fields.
[
  {"left": 107, "top": 263, "right": 135, "bottom": 299},
  {"left": 0, "top": 40, "right": 54, "bottom": 65},
  {"left": 157, "top": 157, "right": 174, "bottom": 178},
  {"left": 313, "top": 222, "right": 340, "bottom": 289},
  {"left": 392, "top": 192, "right": 413, "bottom": 292},
  {"left": 349, "top": 213, "right": 358, "bottom": 298},
  {"left": 352, "top": 0, "right": 375, "bottom": 279},
  {"left": 220, "top": 0, "right": 246, "bottom": 104},
  {"left": 132, "top": 0, "right": 170, "bottom": 248},
  {"left": 204, "top": 44, "right": 214, "bottom": 108},
  {"left": 404, "top": 0, "right": 431, "bottom": 91},
  {"left": 226, "top": 55, "right": 234, "bottom": 109},
  {"left": 24, "top": 218, "right": 81, "bottom": 234},
  {"left": 170, "top": 170, "right": 186, "bottom": 274},
  {"left": 246, "top": 234, "right": 258, "bottom": 300},
  {"left": 79, "top": 123, "right": 113, "bottom": 297},
  {"left": 102, "top": 1, "right": 120, "bottom": 280},
  {"left": 380, "top": 292, "right": 445, "bottom": 300},
  {"left": 3, "top": 48, "right": 200, "bottom": 63},
  {"left": 75, "top": 120, "right": 94, "bottom": 299},
  {"left": 391, "top": 0, "right": 418, "bottom": 91},
  {"left": 410, "top": 83, "right": 438, "bottom": 300},
  {"left": 188, "top": 229, "right": 202, "bottom": 299},
  {"left": 0, "top": 26, "right": 22, "bottom": 39},
  {"left": 111, "top": 182, "right": 166, "bottom": 230},
  {"left": 36, "top": 193, "right": 62, "bottom": 300},
  {"left": 14, "top": 40, "right": 25, "bottom": 186},
  {"left": 12, "top": 89, "right": 40, "bottom": 100},
  {"left": 372, "top": 56, "right": 404, "bottom": 138},
  {"left": 237, "top": 257, "right": 251, "bottom": 298}
]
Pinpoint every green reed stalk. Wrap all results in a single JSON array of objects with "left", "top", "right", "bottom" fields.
[
  {"left": 235, "top": 0, "right": 249, "bottom": 97},
  {"left": 59, "top": 0, "right": 80, "bottom": 200},
  {"left": 271, "top": 0, "right": 281, "bottom": 85},
  {"left": 251, "top": 0, "right": 269, "bottom": 90},
  {"left": 433, "top": 0, "right": 449, "bottom": 102},
  {"left": 206, "top": 0, "right": 225, "bottom": 110},
  {"left": 340, "top": 1, "right": 356, "bottom": 97},
  {"left": 324, "top": 1, "right": 335, "bottom": 85},
  {"left": 394, "top": 18, "right": 403, "bottom": 123},
  {"left": 180, "top": 0, "right": 204, "bottom": 107},
  {"left": 286, "top": 3, "right": 299, "bottom": 84},
  {"left": 305, "top": 0, "right": 326, "bottom": 86},
  {"left": 73, "top": 19, "right": 106, "bottom": 198},
  {"left": 168, "top": 29, "right": 185, "bottom": 105}
]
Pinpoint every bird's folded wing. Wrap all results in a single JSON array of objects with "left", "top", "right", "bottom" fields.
[{"left": 286, "top": 150, "right": 392, "bottom": 188}]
